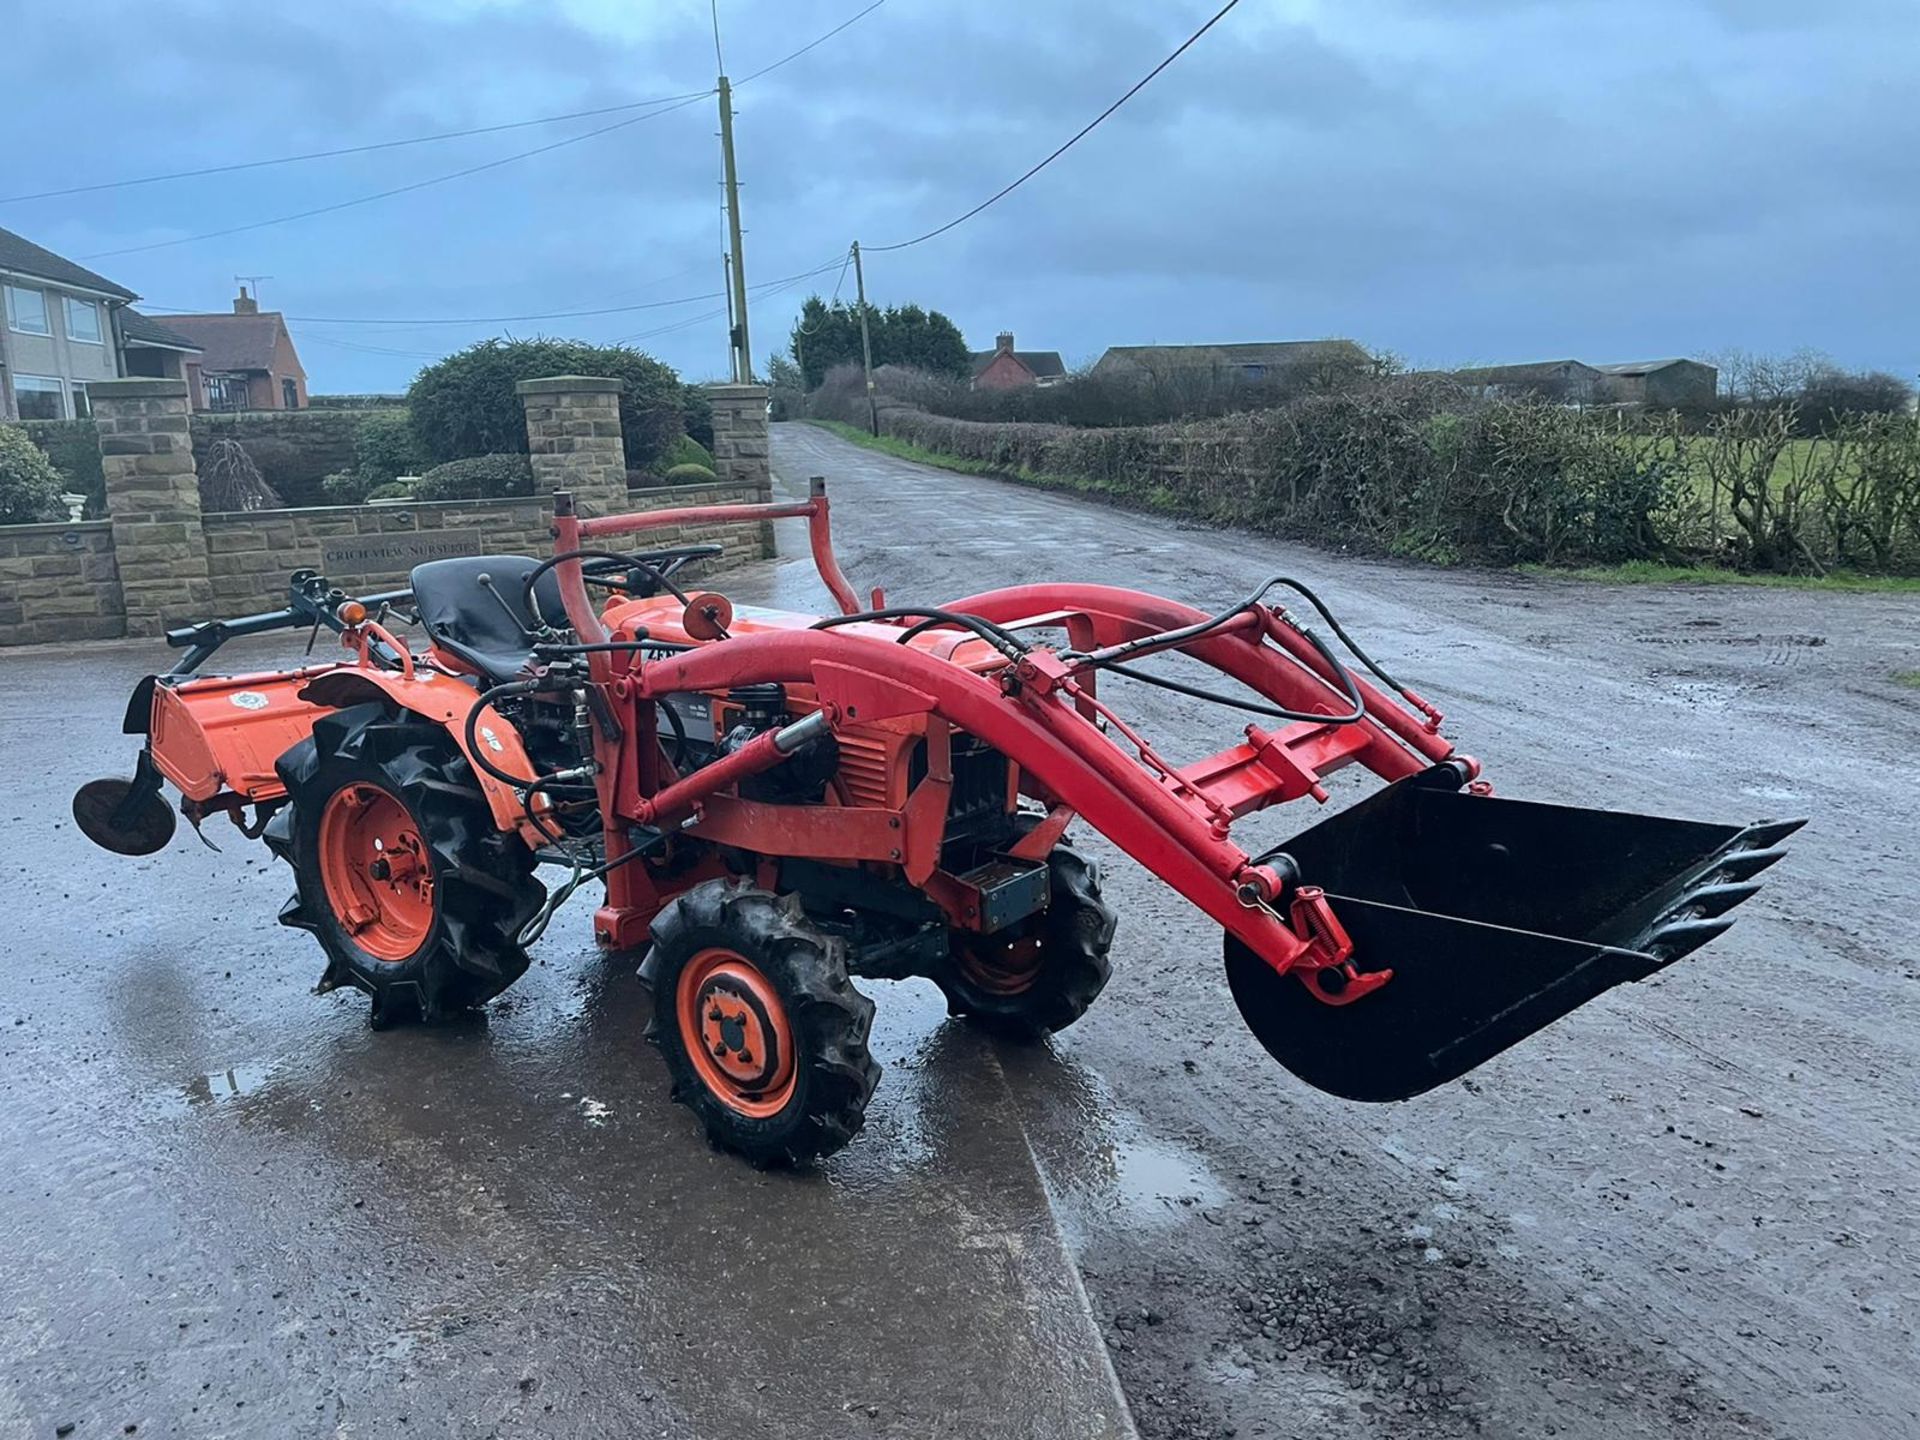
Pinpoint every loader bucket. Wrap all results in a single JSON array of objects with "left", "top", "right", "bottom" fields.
[{"left": 1226, "top": 772, "right": 1803, "bottom": 1102}]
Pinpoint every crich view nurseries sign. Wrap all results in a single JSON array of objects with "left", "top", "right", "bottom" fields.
[{"left": 320, "top": 529, "right": 484, "bottom": 577}]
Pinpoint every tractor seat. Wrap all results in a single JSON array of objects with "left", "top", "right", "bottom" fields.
[{"left": 410, "top": 555, "right": 565, "bottom": 685}]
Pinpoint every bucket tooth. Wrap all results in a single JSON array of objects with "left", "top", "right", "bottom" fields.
[
  {"left": 1738, "top": 818, "right": 1808, "bottom": 849},
  {"left": 1713, "top": 846, "right": 1790, "bottom": 883},
  {"left": 1643, "top": 915, "right": 1736, "bottom": 963},
  {"left": 1677, "top": 880, "right": 1764, "bottom": 920}
]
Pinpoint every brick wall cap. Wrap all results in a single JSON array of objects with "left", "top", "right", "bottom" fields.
[
  {"left": 89, "top": 378, "right": 190, "bottom": 400},
  {"left": 702, "top": 383, "right": 770, "bottom": 401},
  {"left": 515, "top": 375, "right": 625, "bottom": 396}
]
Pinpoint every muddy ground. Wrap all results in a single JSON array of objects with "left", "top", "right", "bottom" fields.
[
  {"left": 767, "top": 425, "right": 1920, "bottom": 1440},
  {"left": 2, "top": 421, "right": 1914, "bottom": 1439}
]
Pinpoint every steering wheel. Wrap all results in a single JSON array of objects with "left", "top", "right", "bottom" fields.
[{"left": 578, "top": 545, "right": 723, "bottom": 599}]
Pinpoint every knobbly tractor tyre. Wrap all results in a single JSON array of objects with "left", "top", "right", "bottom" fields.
[
  {"left": 936, "top": 834, "right": 1117, "bottom": 1038},
  {"left": 641, "top": 881, "right": 879, "bottom": 1165},
  {"left": 264, "top": 702, "right": 545, "bottom": 1027}
]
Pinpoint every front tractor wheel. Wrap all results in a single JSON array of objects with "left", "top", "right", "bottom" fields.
[
  {"left": 936, "top": 838, "right": 1117, "bottom": 1038},
  {"left": 265, "top": 703, "right": 545, "bottom": 1027},
  {"left": 641, "top": 882, "right": 879, "bottom": 1165}
]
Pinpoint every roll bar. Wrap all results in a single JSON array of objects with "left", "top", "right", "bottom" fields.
[{"left": 551, "top": 477, "right": 861, "bottom": 644}]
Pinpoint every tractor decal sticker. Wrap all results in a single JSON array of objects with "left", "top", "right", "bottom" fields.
[
  {"left": 230, "top": 691, "right": 270, "bottom": 710},
  {"left": 478, "top": 726, "right": 505, "bottom": 753}
]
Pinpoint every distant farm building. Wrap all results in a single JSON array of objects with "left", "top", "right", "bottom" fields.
[
  {"left": 1092, "top": 339, "right": 1371, "bottom": 384},
  {"left": 969, "top": 332, "right": 1066, "bottom": 390},
  {"left": 1593, "top": 359, "right": 1717, "bottom": 408},
  {"left": 1446, "top": 357, "right": 1716, "bottom": 408}
]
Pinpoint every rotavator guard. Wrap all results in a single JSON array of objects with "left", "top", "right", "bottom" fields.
[{"left": 1227, "top": 767, "right": 1804, "bottom": 1102}]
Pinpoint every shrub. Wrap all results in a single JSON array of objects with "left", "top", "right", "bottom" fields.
[
  {"left": 320, "top": 469, "right": 372, "bottom": 505},
  {"left": 18, "top": 419, "right": 105, "bottom": 516},
  {"left": 413, "top": 454, "right": 534, "bottom": 501},
  {"left": 366, "top": 480, "right": 416, "bottom": 502},
  {"left": 0, "top": 425, "right": 67, "bottom": 523},
  {"left": 407, "top": 339, "right": 690, "bottom": 471},
  {"left": 682, "top": 386, "right": 714, "bottom": 450},
  {"left": 664, "top": 462, "right": 718, "bottom": 485},
  {"left": 662, "top": 434, "right": 714, "bottom": 471},
  {"left": 353, "top": 410, "right": 424, "bottom": 487}
]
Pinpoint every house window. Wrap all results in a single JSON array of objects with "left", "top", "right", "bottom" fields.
[
  {"left": 204, "top": 373, "right": 250, "bottom": 411},
  {"left": 70, "top": 382, "right": 89, "bottom": 418},
  {"left": 64, "top": 296, "right": 103, "bottom": 344},
  {"left": 282, "top": 377, "right": 298, "bottom": 410},
  {"left": 1241, "top": 363, "right": 1267, "bottom": 380},
  {"left": 5, "top": 284, "right": 50, "bottom": 335},
  {"left": 14, "top": 375, "right": 65, "bottom": 420}
]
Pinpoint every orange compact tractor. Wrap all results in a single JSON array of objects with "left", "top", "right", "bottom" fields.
[{"left": 75, "top": 482, "right": 1801, "bottom": 1162}]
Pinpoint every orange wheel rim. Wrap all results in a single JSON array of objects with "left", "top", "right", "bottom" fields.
[
  {"left": 677, "top": 947, "right": 796, "bottom": 1118},
  {"left": 317, "top": 783, "right": 434, "bottom": 962},
  {"left": 958, "top": 932, "right": 1045, "bottom": 996}
]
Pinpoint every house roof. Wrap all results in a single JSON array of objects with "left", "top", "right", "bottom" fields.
[
  {"left": 1098, "top": 339, "right": 1369, "bottom": 371},
  {"left": 1452, "top": 360, "right": 1601, "bottom": 384},
  {"left": 0, "top": 224, "right": 138, "bottom": 301},
  {"left": 158, "top": 311, "right": 295, "bottom": 373},
  {"left": 969, "top": 348, "right": 1066, "bottom": 379},
  {"left": 120, "top": 309, "right": 204, "bottom": 352},
  {"left": 1594, "top": 359, "right": 1702, "bottom": 377}
]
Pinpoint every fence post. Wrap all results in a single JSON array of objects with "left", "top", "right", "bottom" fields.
[
  {"left": 90, "top": 377, "right": 212, "bottom": 635},
  {"left": 705, "top": 383, "right": 773, "bottom": 556},
  {"left": 515, "top": 375, "right": 629, "bottom": 517}
]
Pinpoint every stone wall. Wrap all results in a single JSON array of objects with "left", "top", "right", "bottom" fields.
[
  {"left": 0, "top": 375, "right": 777, "bottom": 648},
  {"left": 0, "top": 520, "right": 122, "bottom": 644},
  {"left": 200, "top": 481, "right": 770, "bottom": 616}
]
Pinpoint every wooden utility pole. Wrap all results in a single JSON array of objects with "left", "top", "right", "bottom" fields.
[
  {"left": 717, "top": 75, "right": 752, "bottom": 381},
  {"left": 851, "top": 241, "right": 878, "bottom": 436}
]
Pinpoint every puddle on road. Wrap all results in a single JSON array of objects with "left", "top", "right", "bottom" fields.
[
  {"left": 143, "top": 1058, "right": 279, "bottom": 1115},
  {"left": 1015, "top": 1059, "right": 1230, "bottom": 1229},
  {"left": 1108, "top": 1132, "right": 1229, "bottom": 1223}
]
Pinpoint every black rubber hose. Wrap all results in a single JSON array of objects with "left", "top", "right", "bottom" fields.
[
  {"left": 810, "top": 606, "right": 1029, "bottom": 661},
  {"left": 522, "top": 549, "right": 693, "bottom": 630},
  {"left": 1100, "top": 616, "right": 1366, "bottom": 724},
  {"left": 461, "top": 678, "right": 559, "bottom": 790},
  {"left": 1263, "top": 577, "right": 1408, "bottom": 696}
]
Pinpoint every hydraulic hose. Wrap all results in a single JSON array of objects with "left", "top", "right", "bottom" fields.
[
  {"left": 810, "top": 606, "right": 1030, "bottom": 662},
  {"left": 521, "top": 549, "right": 695, "bottom": 630},
  {"left": 1101, "top": 614, "right": 1367, "bottom": 724}
]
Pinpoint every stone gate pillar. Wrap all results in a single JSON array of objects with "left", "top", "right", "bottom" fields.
[
  {"left": 90, "top": 377, "right": 212, "bottom": 635},
  {"left": 706, "top": 383, "right": 773, "bottom": 556},
  {"left": 516, "top": 375, "right": 628, "bottom": 516}
]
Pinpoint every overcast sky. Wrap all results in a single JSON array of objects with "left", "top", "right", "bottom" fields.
[{"left": 6, "top": 0, "right": 1913, "bottom": 393}]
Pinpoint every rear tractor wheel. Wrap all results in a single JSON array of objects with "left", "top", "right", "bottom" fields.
[
  {"left": 936, "top": 836, "right": 1117, "bottom": 1038},
  {"left": 265, "top": 702, "right": 545, "bottom": 1027},
  {"left": 641, "top": 881, "right": 879, "bottom": 1165}
]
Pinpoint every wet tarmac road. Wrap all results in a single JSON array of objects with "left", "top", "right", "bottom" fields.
[
  {"left": 767, "top": 425, "right": 1920, "bottom": 1439},
  {"left": 1, "top": 637, "right": 1134, "bottom": 1430},
  {"left": 5, "top": 421, "right": 1918, "bottom": 1439}
]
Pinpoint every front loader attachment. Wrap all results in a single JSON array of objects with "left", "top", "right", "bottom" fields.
[{"left": 1227, "top": 771, "right": 1803, "bottom": 1101}]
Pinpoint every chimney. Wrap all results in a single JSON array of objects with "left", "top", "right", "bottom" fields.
[
  {"left": 233, "top": 285, "right": 259, "bottom": 316},
  {"left": 995, "top": 331, "right": 1014, "bottom": 355}
]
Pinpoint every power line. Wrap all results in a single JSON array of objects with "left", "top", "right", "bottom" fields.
[
  {"left": 77, "top": 2, "right": 886, "bottom": 268},
  {"left": 4, "top": 2, "right": 879, "bottom": 209},
  {"left": 828, "top": 245, "right": 854, "bottom": 304},
  {"left": 82, "top": 93, "right": 711, "bottom": 261},
  {"left": 0, "top": 91, "right": 712, "bottom": 207},
  {"left": 152, "top": 252, "right": 849, "bottom": 330},
  {"left": 736, "top": 0, "right": 884, "bottom": 84},
  {"left": 867, "top": 0, "right": 1241, "bottom": 253}
]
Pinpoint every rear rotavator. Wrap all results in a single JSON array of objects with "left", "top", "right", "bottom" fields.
[{"left": 74, "top": 482, "right": 1802, "bottom": 1163}]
